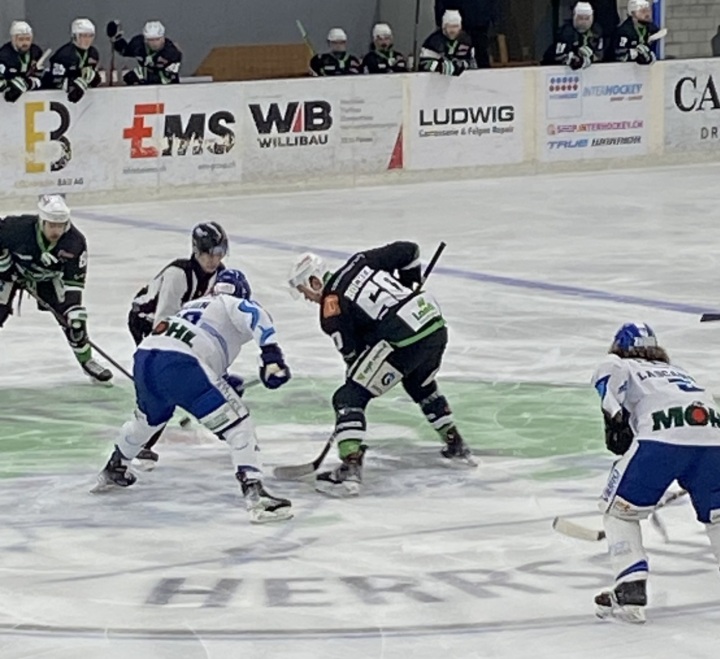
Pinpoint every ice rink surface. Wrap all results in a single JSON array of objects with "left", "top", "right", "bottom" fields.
[{"left": 2, "top": 164, "right": 720, "bottom": 658}]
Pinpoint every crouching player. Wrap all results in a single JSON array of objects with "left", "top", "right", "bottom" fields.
[
  {"left": 592, "top": 323, "right": 720, "bottom": 622},
  {"left": 93, "top": 269, "right": 293, "bottom": 523}
]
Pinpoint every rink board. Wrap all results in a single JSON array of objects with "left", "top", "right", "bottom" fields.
[{"left": 1, "top": 59, "right": 720, "bottom": 200}]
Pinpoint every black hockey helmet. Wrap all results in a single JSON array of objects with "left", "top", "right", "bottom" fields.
[{"left": 191, "top": 222, "right": 228, "bottom": 257}]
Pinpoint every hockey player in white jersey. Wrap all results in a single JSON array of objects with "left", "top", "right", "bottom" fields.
[
  {"left": 592, "top": 323, "right": 720, "bottom": 622},
  {"left": 93, "top": 269, "right": 293, "bottom": 523}
]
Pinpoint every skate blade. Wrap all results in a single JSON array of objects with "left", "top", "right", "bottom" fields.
[
  {"left": 442, "top": 454, "right": 479, "bottom": 469},
  {"left": 248, "top": 508, "right": 294, "bottom": 524},
  {"left": 595, "top": 601, "right": 646, "bottom": 624},
  {"left": 88, "top": 376, "right": 114, "bottom": 388},
  {"left": 315, "top": 480, "right": 361, "bottom": 498},
  {"left": 131, "top": 458, "right": 157, "bottom": 472},
  {"left": 89, "top": 474, "right": 120, "bottom": 493}
]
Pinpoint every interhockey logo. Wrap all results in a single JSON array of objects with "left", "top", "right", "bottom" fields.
[
  {"left": 248, "top": 101, "right": 332, "bottom": 148},
  {"left": 24, "top": 101, "right": 72, "bottom": 173},
  {"left": 123, "top": 103, "right": 236, "bottom": 159}
]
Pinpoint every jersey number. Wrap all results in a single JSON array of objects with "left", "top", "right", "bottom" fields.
[{"left": 355, "top": 271, "right": 409, "bottom": 320}]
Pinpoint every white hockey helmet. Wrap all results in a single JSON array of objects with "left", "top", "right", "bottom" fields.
[
  {"left": 288, "top": 252, "right": 327, "bottom": 298},
  {"left": 72, "top": 18, "right": 96, "bottom": 36},
  {"left": 627, "top": 0, "right": 650, "bottom": 15},
  {"left": 442, "top": 10, "right": 463, "bottom": 27},
  {"left": 372, "top": 23, "right": 393, "bottom": 39},
  {"left": 327, "top": 27, "right": 347, "bottom": 42},
  {"left": 574, "top": 2, "right": 594, "bottom": 17},
  {"left": 38, "top": 194, "right": 71, "bottom": 225},
  {"left": 143, "top": 20, "right": 166, "bottom": 39},
  {"left": 10, "top": 20, "right": 32, "bottom": 37}
]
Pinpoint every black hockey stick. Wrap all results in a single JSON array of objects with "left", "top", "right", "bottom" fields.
[
  {"left": 700, "top": 313, "right": 720, "bottom": 323},
  {"left": 24, "top": 286, "right": 133, "bottom": 380},
  {"left": 552, "top": 489, "right": 688, "bottom": 542},
  {"left": 273, "top": 241, "right": 448, "bottom": 481}
]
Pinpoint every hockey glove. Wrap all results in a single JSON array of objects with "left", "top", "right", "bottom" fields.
[
  {"left": 123, "top": 68, "right": 144, "bottom": 86},
  {"left": 604, "top": 411, "right": 634, "bottom": 456},
  {"left": 259, "top": 344, "right": 291, "bottom": 389},
  {"left": 65, "top": 305, "right": 88, "bottom": 345},
  {"left": 635, "top": 44, "right": 655, "bottom": 65},
  {"left": 67, "top": 79, "right": 88, "bottom": 104},
  {"left": 223, "top": 373, "right": 245, "bottom": 398},
  {"left": 4, "top": 77, "right": 28, "bottom": 103},
  {"left": 566, "top": 53, "right": 583, "bottom": 71},
  {"left": 440, "top": 59, "right": 456, "bottom": 76},
  {"left": 106, "top": 20, "right": 122, "bottom": 40},
  {"left": 398, "top": 265, "right": 422, "bottom": 289}
]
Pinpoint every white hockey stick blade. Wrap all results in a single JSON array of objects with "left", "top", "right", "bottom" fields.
[
  {"left": 272, "top": 462, "right": 316, "bottom": 480},
  {"left": 37, "top": 48, "right": 53, "bottom": 69},
  {"left": 648, "top": 28, "right": 668, "bottom": 43},
  {"left": 552, "top": 517, "right": 605, "bottom": 542}
]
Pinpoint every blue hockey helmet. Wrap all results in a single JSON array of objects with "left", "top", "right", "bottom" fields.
[
  {"left": 612, "top": 322, "right": 658, "bottom": 351},
  {"left": 213, "top": 269, "right": 252, "bottom": 300}
]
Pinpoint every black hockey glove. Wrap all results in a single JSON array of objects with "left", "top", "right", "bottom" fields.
[
  {"left": 604, "top": 411, "right": 634, "bottom": 456},
  {"left": 67, "top": 80, "right": 88, "bottom": 104},
  {"left": 106, "top": 20, "right": 122, "bottom": 40},
  {"left": 259, "top": 344, "right": 291, "bottom": 389},
  {"left": 398, "top": 265, "right": 422, "bottom": 289},
  {"left": 123, "top": 68, "right": 143, "bottom": 86},
  {"left": 634, "top": 44, "right": 655, "bottom": 65},
  {"left": 4, "top": 78, "right": 28, "bottom": 103}
]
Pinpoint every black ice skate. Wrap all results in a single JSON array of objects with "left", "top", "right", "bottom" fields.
[
  {"left": 315, "top": 446, "right": 366, "bottom": 498},
  {"left": 440, "top": 426, "right": 477, "bottom": 467},
  {"left": 595, "top": 580, "right": 647, "bottom": 624},
  {"left": 91, "top": 447, "right": 137, "bottom": 493},
  {"left": 133, "top": 448, "right": 160, "bottom": 472},
  {"left": 236, "top": 470, "right": 293, "bottom": 524},
  {"left": 82, "top": 358, "right": 113, "bottom": 385}
]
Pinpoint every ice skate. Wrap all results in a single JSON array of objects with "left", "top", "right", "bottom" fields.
[
  {"left": 440, "top": 426, "right": 477, "bottom": 467},
  {"left": 594, "top": 580, "right": 647, "bottom": 624},
  {"left": 132, "top": 447, "right": 159, "bottom": 472},
  {"left": 315, "top": 446, "right": 366, "bottom": 498},
  {"left": 91, "top": 447, "right": 137, "bottom": 493},
  {"left": 82, "top": 357, "right": 113, "bottom": 385},
  {"left": 237, "top": 470, "right": 292, "bottom": 524}
]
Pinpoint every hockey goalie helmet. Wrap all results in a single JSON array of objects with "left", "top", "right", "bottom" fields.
[
  {"left": 612, "top": 323, "right": 657, "bottom": 352},
  {"left": 213, "top": 269, "right": 252, "bottom": 300},
  {"left": 10, "top": 20, "right": 33, "bottom": 52},
  {"left": 288, "top": 252, "right": 327, "bottom": 300},
  {"left": 573, "top": 2, "right": 594, "bottom": 32}
]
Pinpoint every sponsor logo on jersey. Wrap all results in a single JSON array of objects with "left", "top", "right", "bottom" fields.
[
  {"left": 123, "top": 103, "right": 236, "bottom": 159},
  {"left": 651, "top": 403, "right": 720, "bottom": 432},
  {"left": 322, "top": 295, "right": 341, "bottom": 318},
  {"left": 248, "top": 101, "right": 332, "bottom": 149}
]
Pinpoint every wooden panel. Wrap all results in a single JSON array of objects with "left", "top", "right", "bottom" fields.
[{"left": 195, "top": 43, "right": 313, "bottom": 81}]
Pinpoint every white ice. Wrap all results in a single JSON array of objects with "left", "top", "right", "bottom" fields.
[{"left": 1, "top": 164, "right": 720, "bottom": 658}]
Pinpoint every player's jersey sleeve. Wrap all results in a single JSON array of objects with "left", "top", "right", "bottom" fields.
[
  {"left": 226, "top": 296, "right": 278, "bottom": 348},
  {"left": 361, "top": 242, "right": 420, "bottom": 274},
  {"left": 61, "top": 231, "right": 88, "bottom": 292},
  {"left": 153, "top": 266, "right": 190, "bottom": 326},
  {"left": 320, "top": 292, "right": 362, "bottom": 365},
  {"left": 592, "top": 355, "right": 629, "bottom": 419}
]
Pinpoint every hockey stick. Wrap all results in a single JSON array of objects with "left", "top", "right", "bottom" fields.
[
  {"left": 700, "top": 313, "right": 720, "bottom": 323},
  {"left": 273, "top": 241, "right": 448, "bottom": 480},
  {"left": 648, "top": 28, "right": 668, "bottom": 44},
  {"left": 552, "top": 489, "right": 688, "bottom": 542},
  {"left": 411, "top": 0, "right": 422, "bottom": 71},
  {"left": 24, "top": 286, "right": 133, "bottom": 380},
  {"left": 108, "top": 40, "right": 115, "bottom": 87},
  {"left": 296, "top": 19, "right": 316, "bottom": 56}
]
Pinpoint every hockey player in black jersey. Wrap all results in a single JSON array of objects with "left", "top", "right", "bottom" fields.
[
  {"left": 106, "top": 20, "right": 182, "bottom": 85},
  {"left": 127, "top": 222, "right": 227, "bottom": 466},
  {"left": 542, "top": 2, "right": 604, "bottom": 69},
  {"left": 612, "top": 0, "right": 660, "bottom": 65},
  {"left": 310, "top": 28, "right": 361, "bottom": 76},
  {"left": 0, "top": 195, "right": 112, "bottom": 383},
  {"left": 0, "top": 21, "right": 44, "bottom": 103},
  {"left": 43, "top": 18, "right": 101, "bottom": 103},
  {"left": 419, "top": 10, "right": 475, "bottom": 76},
  {"left": 289, "top": 242, "right": 473, "bottom": 497},
  {"left": 362, "top": 23, "right": 408, "bottom": 74}
]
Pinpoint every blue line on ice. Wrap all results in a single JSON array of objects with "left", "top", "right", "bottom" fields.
[{"left": 75, "top": 210, "right": 715, "bottom": 316}]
